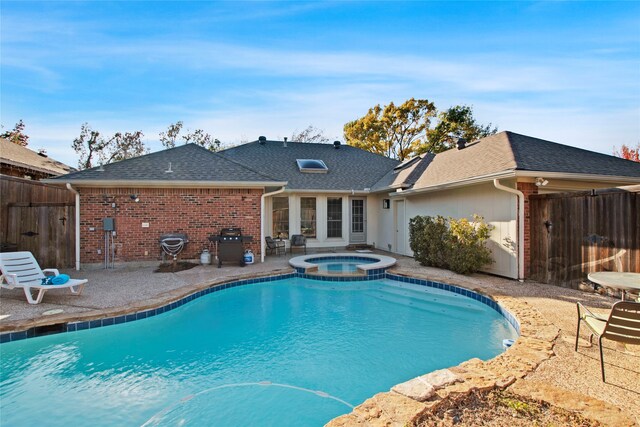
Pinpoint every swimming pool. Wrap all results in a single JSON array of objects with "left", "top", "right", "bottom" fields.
[{"left": 0, "top": 275, "right": 518, "bottom": 426}]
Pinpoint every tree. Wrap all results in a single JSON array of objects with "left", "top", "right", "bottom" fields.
[
  {"left": 343, "top": 99, "right": 497, "bottom": 160},
  {"left": 72, "top": 123, "right": 147, "bottom": 169},
  {"left": 1, "top": 119, "right": 29, "bottom": 146},
  {"left": 159, "top": 121, "right": 221, "bottom": 152},
  {"left": 344, "top": 98, "right": 436, "bottom": 161},
  {"left": 424, "top": 106, "right": 497, "bottom": 154},
  {"left": 290, "top": 125, "right": 329, "bottom": 143},
  {"left": 613, "top": 144, "right": 640, "bottom": 162}
]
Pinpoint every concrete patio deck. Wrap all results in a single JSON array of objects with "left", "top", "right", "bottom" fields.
[{"left": 1, "top": 250, "right": 638, "bottom": 425}]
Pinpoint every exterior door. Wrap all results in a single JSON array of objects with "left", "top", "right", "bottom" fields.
[
  {"left": 349, "top": 198, "right": 366, "bottom": 244},
  {"left": 6, "top": 204, "right": 75, "bottom": 268},
  {"left": 394, "top": 200, "right": 406, "bottom": 254}
]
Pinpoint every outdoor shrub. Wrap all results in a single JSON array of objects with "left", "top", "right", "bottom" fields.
[
  {"left": 409, "top": 215, "right": 449, "bottom": 269},
  {"left": 409, "top": 214, "right": 494, "bottom": 275}
]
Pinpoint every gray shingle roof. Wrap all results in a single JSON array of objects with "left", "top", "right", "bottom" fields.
[
  {"left": 371, "top": 153, "right": 434, "bottom": 192},
  {"left": 219, "top": 140, "right": 399, "bottom": 191},
  {"left": 413, "top": 131, "right": 640, "bottom": 190},
  {"left": 48, "top": 143, "right": 282, "bottom": 184}
]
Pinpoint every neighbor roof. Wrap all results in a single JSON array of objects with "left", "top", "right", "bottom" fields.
[
  {"left": 0, "top": 138, "right": 72, "bottom": 176},
  {"left": 218, "top": 139, "right": 399, "bottom": 191},
  {"left": 411, "top": 131, "right": 640, "bottom": 191},
  {"left": 46, "top": 144, "right": 285, "bottom": 187}
]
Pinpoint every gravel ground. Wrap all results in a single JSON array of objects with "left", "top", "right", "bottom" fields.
[
  {"left": 420, "top": 389, "right": 601, "bottom": 427},
  {"left": 1, "top": 251, "right": 638, "bottom": 425}
]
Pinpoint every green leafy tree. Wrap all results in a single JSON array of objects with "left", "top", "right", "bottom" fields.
[
  {"left": 425, "top": 105, "right": 497, "bottom": 154},
  {"left": 1, "top": 119, "right": 30, "bottom": 146},
  {"left": 344, "top": 99, "right": 497, "bottom": 160},
  {"left": 344, "top": 98, "right": 436, "bottom": 161},
  {"left": 160, "top": 121, "right": 221, "bottom": 152},
  {"left": 290, "top": 125, "right": 329, "bottom": 143},
  {"left": 72, "top": 123, "right": 147, "bottom": 169}
]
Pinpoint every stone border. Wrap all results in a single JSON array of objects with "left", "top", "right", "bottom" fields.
[
  {"left": 289, "top": 252, "right": 397, "bottom": 275},
  {"left": 325, "top": 289, "right": 635, "bottom": 427}
]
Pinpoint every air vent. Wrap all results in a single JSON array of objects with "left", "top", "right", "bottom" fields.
[
  {"left": 258, "top": 136, "right": 267, "bottom": 145},
  {"left": 333, "top": 141, "right": 341, "bottom": 149}
]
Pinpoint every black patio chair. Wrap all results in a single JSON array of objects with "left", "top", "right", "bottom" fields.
[
  {"left": 290, "top": 234, "right": 307, "bottom": 254},
  {"left": 265, "top": 236, "right": 286, "bottom": 256}
]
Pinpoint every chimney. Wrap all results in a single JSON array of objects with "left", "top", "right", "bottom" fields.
[
  {"left": 283, "top": 137, "right": 287, "bottom": 147},
  {"left": 258, "top": 136, "right": 267, "bottom": 145},
  {"left": 456, "top": 138, "right": 467, "bottom": 150},
  {"left": 333, "top": 140, "right": 341, "bottom": 149}
]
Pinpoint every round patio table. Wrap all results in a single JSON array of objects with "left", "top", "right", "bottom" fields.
[{"left": 588, "top": 272, "right": 640, "bottom": 301}]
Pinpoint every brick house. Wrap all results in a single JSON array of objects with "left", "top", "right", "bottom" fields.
[{"left": 46, "top": 132, "right": 640, "bottom": 279}]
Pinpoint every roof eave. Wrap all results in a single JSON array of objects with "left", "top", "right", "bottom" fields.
[
  {"left": 513, "top": 171, "right": 640, "bottom": 183},
  {"left": 1, "top": 159, "right": 69, "bottom": 176},
  {"left": 394, "top": 171, "right": 517, "bottom": 197},
  {"left": 41, "top": 179, "right": 288, "bottom": 189}
]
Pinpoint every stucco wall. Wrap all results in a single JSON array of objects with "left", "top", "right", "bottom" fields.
[
  {"left": 78, "top": 187, "right": 262, "bottom": 264},
  {"left": 374, "top": 182, "right": 518, "bottom": 279}
]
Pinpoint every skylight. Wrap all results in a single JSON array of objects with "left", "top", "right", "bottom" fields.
[{"left": 296, "top": 159, "right": 328, "bottom": 173}]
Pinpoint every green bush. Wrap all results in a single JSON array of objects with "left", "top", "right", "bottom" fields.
[{"left": 409, "top": 214, "right": 494, "bottom": 275}]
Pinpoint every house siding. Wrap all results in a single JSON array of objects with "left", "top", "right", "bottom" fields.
[
  {"left": 79, "top": 187, "right": 262, "bottom": 263},
  {"left": 377, "top": 183, "right": 519, "bottom": 279}
]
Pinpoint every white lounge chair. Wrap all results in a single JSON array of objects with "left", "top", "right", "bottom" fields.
[{"left": 0, "top": 251, "right": 87, "bottom": 304}]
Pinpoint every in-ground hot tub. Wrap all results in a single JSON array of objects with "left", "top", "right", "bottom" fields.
[{"left": 289, "top": 253, "right": 396, "bottom": 277}]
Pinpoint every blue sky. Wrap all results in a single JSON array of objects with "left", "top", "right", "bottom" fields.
[{"left": 1, "top": 1, "right": 639, "bottom": 167}]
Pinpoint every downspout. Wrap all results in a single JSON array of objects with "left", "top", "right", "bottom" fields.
[
  {"left": 493, "top": 179, "right": 524, "bottom": 281},
  {"left": 260, "top": 186, "right": 286, "bottom": 263},
  {"left": 66, "top": 183, "right": 81, "bottom": 271}
]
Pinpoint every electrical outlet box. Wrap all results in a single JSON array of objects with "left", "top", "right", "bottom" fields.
[{"left": 103, "top": 217, "right": 115, "bottom": 231}]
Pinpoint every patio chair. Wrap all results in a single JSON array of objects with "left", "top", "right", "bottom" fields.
[
  {"left": 265, "top": 236, "right": 286, "bottom": 256},
  {"left": 290, "top": 234, "right": 307, "bottom": 254},
  {"left": 575, "top": 301, "right": 640, "bottom": 382},
  {"left": 0, "top": 251, "right": 87, "bottom": 304}
]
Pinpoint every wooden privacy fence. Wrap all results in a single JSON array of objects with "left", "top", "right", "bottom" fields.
[
  {"left": 0, "top": 175, "right": 76, "bottom": 268},
  {"left": 529, "top": 185, "right": 639, "bottom": 288}
]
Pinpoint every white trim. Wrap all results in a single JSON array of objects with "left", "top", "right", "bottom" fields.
[
  {"left": 261, "top": 186, "right": 286, "bottom": 263},
  {"left": 493, "top": 179, "right": 524, "bottom": 281},
  {"left": 65, "top": 183, "right": 81, "bottom": 271},
  {"left": 42, "top": 179, "right": 287, "bottom": 188}
]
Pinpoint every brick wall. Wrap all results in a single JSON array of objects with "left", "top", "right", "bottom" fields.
[
  {"left": 517, "top": 181, "right": 538, "bottom": 278},
  {"left": 79, "top": 187, "right": 263, "bottom": 264}
]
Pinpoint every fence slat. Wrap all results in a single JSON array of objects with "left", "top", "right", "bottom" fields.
[{"left": 530, "top": 186, "right": 639, "bottom": 288}]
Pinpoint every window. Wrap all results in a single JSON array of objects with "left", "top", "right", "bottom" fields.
[
  {"left": 296, "top": 159, "right": 328, "bottom": 173},
  {"left": 300, "top": 197, "right": 316, "bottom": 238},
  {"left": 352, "top": 199, "right": 364, "bottom": 233},
  {"left": 272, "top": 197, "right": 289, "bottom": 239},
  {"left": 327, "top": 197, "right": 342, "bottom": 238}
]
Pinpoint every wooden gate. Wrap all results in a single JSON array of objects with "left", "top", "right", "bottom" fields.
[
  {"left": 5, "top": 203, "right": 75, "bottom": 268},
  {"left": 529, "top": 186, "right": 639, "bottom": 288}
]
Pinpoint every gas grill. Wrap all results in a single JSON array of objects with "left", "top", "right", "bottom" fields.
[{"left": 208, "top": 228, "right": 253, "bottom": 268}]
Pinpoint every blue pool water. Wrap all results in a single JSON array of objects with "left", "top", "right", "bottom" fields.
[
  {"left": 0, "top": 277, "right": 517, "bottom": 426},
  {"left": 312, "top": 258, "right": 376, "bottom": 274}
]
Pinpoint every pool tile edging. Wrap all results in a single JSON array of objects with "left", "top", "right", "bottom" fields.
[{"left": 0, "top": 271, "right": 519, "bottom": 343}]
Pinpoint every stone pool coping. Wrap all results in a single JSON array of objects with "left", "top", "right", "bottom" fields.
[
  {"left": 0, "top": 266, "right": 636, "bottom": 426},
  {"left": 289, "top": 252, "right": 397, "bottom": 275}
]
